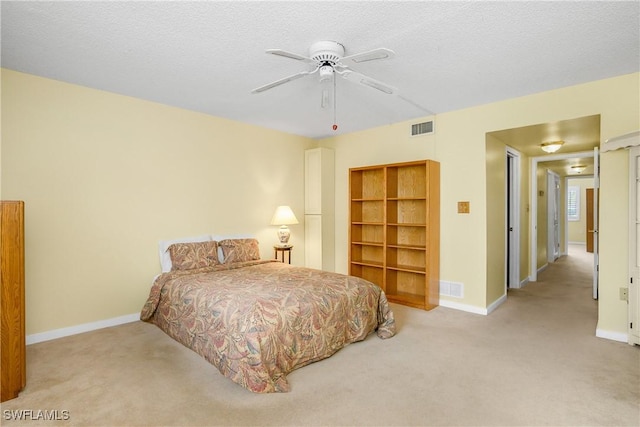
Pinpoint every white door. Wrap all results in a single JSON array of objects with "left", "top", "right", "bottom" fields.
[
  {"left": 547, "top": 171, "right": 561, "bottom": 262},
  {"left": 593, "top": 147, "right": 600, "bottom": 299},
  {"left": 629, "top": 146, "right": 640, "bottom": 345}
]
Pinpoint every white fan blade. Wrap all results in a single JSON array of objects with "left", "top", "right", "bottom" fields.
[
  {"left": 266, "top": 49, "right": 316, "bottom": 65},
  {"left": 340, "top": 69, "right": 396, "bottom": 95},
  {"left": 341, "top": 48, "right": 395, "bottom": 64},
  {"left": 251, "top": 68, "right": 317, "bottom": 93}
]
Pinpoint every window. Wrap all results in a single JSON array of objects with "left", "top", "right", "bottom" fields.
[{"left": 567, "top": 186, "right": 580, "bottom": 221}]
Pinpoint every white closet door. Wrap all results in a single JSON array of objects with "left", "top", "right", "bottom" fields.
[
  {"left": 304, "top": 148, "right": 334, "bottom": 271},
  {"left": 305, "top": 215, "right": 322, "bottom": 270},
  {"left": 305, "top": 149, "right": 322, "bottom": 215}
]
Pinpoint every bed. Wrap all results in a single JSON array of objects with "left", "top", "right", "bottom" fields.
[{"left": 140, "top": 237, "right": 396, "bottom": 393}]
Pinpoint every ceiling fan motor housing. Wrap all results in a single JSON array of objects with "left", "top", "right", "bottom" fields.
[{"left": 310, "top": 40, "right": 345, "bottom": 65}]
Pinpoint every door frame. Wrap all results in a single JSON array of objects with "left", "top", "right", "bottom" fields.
[
  {"left": 590, "top": 147, "right": 601, "bottom": 299},
  {"left": 506, "top": 147, "right": 521, "bottom": 289},
  {"left": 530, "top": 150, "right": 595, "bottom": 281},
  {"left": 586, "top": 187, "right": 595, "bottom": 253},
  {"left": 547, "top": 170, "right": 561, "bottom": 263},
  {"left": 629, "top": 146, "right": 639, "bottom": 344}
]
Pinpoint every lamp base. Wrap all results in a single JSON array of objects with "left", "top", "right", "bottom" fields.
[{"left": 277, "top": 225, "right": 291, "bottom": 245}]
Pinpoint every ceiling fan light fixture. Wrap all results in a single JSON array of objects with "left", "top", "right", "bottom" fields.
[
  {"left": 318, "top": 65, "right": 334, "bottom": 83},
  {"left": 540, "top": 140, "right": 564, "bottom": 153}
]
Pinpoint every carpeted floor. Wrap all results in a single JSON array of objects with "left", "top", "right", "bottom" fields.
[{"left": 1, "top": 245, "right": 638, "bottom": 426}]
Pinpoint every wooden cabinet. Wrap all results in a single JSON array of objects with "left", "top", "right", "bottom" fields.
[
  {"left": 304, "top": 148, "right": 335, "bottom": 271},
  {"left": 1, "top": 201, "right": 26, "bottom": 402},
  {"left": 349, "top": 161, "right": 439, "bottom": 310}
]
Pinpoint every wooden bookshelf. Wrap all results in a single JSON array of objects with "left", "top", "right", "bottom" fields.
[{"left": 349, "top": 160, "right": 439, "bottom": 310}]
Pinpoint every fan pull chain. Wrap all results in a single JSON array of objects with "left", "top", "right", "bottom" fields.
[{"left": 332, "top": 72, "right": 338, "bottom": 131}]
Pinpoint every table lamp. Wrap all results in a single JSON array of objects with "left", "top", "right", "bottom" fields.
[{"left": 270, "top": 205, "right": 299, "bottom": 246}]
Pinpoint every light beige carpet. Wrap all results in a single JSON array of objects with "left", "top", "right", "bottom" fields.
[{"left": 2, "top": 245, "right": 638, "bottom": 426}]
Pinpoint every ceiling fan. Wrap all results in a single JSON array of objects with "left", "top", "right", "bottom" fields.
[{"left": 251, "top": 40, "right": 397, "bottom": 108}]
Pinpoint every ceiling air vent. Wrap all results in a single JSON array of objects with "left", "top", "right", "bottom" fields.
[{"left": 411, "top": 120, "right": 434, "bottom": 136}]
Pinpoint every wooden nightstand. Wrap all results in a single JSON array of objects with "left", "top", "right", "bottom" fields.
[{"left": 274, "top": 245, "right": 293, "bottom": 264}]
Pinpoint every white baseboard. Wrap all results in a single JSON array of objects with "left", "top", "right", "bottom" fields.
[
  {"left": 509, "top": 277, "right": 530, "bottom": 289},
  {"left": 439, "top": 299, "right": 488, "bottom": 315},
  {"left": 26, "top": 313, "right": 140, "bottom": 345},
  {"left": 439, "top": 292, "right": 506, "bottom": 316},
  {"left": 486, "top": 294, "right": 507, "bottom": 314},
  {"left": 595, "top": 328, "right": 628, "bottom": 343},
  {"left": 537, "top": 263, "right": 548, "bottom": 275},
  {"left": 568, "top": 241, "right": 586, "bottom": 246}
]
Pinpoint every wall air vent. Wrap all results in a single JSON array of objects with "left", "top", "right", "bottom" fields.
[
  {"left": 440, "top": 280, "right": 464, "bottom": 298},
  {"left": 411, "top": 120, "right": 434, "bottom": 136}
]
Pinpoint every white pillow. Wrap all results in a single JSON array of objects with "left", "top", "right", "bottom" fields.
[{"left": 158, "top": 234, "right": 212, "bottom": 273}]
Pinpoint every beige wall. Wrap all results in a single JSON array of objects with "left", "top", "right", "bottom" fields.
[
  {"left": 567, "top": 177, "right": 594, "bottom": 244},
  {"left": 1, "top": 69, "right": 314, "bottom": 335},
  {"left": 485, "top": 134, "right": 506, "bottom": 303},
  {"left": 599, "top": 149, "right": 631, "bottom": 333}
]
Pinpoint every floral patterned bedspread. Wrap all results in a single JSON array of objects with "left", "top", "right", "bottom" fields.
[{"left": 140, "top": 260, "right": 396, "bottom": 393}]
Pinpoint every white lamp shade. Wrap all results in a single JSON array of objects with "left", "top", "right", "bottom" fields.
[{"left": 270, "top": 206, "right": 299, "bottom": 226}]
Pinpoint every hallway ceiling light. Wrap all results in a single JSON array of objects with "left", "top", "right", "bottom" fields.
[
  {"left": 571, "top": 165, "right": 586, "bottom": 174},
  {"left": 540, "top": 140, "right": 564, "bottom": 153}
]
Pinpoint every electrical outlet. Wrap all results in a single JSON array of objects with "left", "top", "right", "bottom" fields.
[{"left": 620, "top": 287, "right": 628, "bottom": 301}]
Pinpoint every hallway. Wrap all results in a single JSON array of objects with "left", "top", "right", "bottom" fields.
[
  {"left": 545, "top": 242, "right": 596, "bottom": 302},
  {"left": 508, "top": 243, "right": 597, "bottom": 339}
]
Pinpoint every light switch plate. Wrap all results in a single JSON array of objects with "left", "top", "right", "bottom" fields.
[{"left": 620, "top": 287, "right": 628, "bottom": 301}]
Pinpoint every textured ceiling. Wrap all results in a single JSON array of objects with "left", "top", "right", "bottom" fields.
[{"left": 1, "top": 1, "right": 639, "bottom": 140}]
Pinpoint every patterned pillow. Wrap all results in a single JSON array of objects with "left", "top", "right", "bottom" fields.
[
  {"left": 168, "top": 241, "right": 220, "bottom": 271},
  {"left": 218, "top": 238, "right": 261, "bottom": 264}
]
